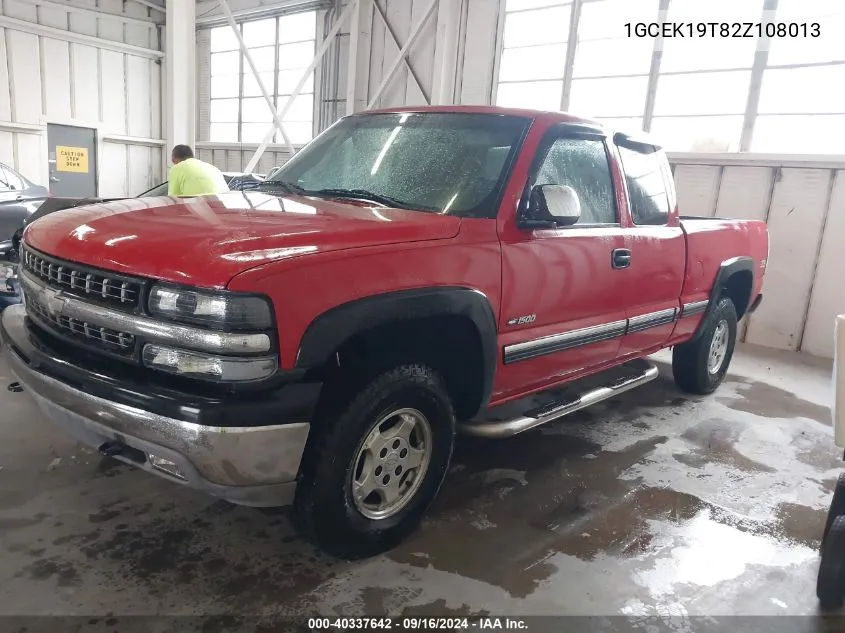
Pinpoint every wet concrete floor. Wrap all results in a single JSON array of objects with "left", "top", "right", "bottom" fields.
[{"left": 0, "top": 343, "right": 842, "bottom": 628}]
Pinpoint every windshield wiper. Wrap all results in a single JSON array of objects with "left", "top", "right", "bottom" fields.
[
  {"left": 254, "top": 180, "right": 306, "bottom": 195},
  {"left": 308, "top": 188, "right": 415, "bottom": 209}
]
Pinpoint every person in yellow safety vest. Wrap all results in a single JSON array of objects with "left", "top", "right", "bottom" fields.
[{"left": 167, "top": 145, "right": 230, "bottom": 197}]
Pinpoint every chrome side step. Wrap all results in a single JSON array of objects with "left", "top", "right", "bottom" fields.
[{"left": 458, "top": 359, "right": 660, "bottom": 438}]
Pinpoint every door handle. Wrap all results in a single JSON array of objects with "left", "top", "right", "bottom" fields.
[
  {"left": 612, "top": 248, "right": 632, "bottom": 269},
  {"left": 15, "top": 195, "right": 23, "bottom": 201}
]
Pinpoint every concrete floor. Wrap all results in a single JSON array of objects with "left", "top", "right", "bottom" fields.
[{"left": 0, "top": 343, "right": 843, "bottom": 628}]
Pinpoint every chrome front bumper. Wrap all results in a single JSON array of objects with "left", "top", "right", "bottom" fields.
[{"left": 1, "top": 304, "right": 310, "bottom": 507}]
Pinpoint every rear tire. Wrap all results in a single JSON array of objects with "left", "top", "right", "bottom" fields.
[
  {"left": 817, "top": 515, "right": 845, "bottom": 610},
  {"left": 672, "top": 296, "right": 737, "bottom": 395},
  {"left": 823, "top": 474, "right": 845, "bottom": 547},
  {"left": 294, "top": 363, "right": 455, "bottom": 559}
]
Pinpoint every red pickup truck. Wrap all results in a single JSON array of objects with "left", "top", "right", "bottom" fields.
[{"left": 1, "top": 106, "right": 768, "bottom": 558}]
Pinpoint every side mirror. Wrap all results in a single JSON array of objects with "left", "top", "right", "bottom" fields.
[{"left": 529, "top": 184, "right": 581, "bottom": 227}]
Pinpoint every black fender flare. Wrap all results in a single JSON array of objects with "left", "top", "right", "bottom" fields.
[
  {"left": 296, "top": 287, "right": 498, "bottom": 410},
  {"left": 691, "top": 256, "right": 754, "bottom": 341}
]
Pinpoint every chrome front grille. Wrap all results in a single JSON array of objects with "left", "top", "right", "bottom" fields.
[
  {"left": 22, "top": 247, "right": 141, "bottom": 308},
  {"left": 25, "top": 288, "right": 136, "bottom": 354}
]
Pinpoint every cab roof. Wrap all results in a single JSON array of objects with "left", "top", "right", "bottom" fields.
[{"left": 359, "top": 105, "right": 662, "bottom": 149}]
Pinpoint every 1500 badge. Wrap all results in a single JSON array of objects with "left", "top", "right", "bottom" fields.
[{"left": 507, "top": 314, "right": 536, "bottom": 326}]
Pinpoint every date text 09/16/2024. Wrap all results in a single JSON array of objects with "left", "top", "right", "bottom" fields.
[{"left": 307, "top": 617, "right": 528, "bottom": 630}]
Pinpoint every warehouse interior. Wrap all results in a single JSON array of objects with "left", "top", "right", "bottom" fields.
[{"left": 1, "top": 0, "right": 845, "bottom": 626}]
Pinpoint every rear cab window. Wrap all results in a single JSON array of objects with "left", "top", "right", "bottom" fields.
[{"left": 615, "top": 135, "right": 676, "bottom": 226}]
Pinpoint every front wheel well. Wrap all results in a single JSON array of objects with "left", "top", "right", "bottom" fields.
[{"left": 321, "top": 316, "right": 486, "bottom": 421}]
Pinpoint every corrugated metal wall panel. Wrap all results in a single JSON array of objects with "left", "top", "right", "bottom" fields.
[
  {"left": 7, "top": 31, "right": 43, "bottom": 124},
  {"left": 0, "top": 3, "right": 163, "bottom": 195},
  {"left": 803, "top": 171, "right": 845, "bottom": 358},
  {"left": 42, "top": 38, "right": 72, "bottom": 119},
  {"left": 674, "top": 165, "right": 721, "bottom": 218},
  {"left": 99, "top": 142, "right": 127, "bottom": 197},
  {"left": 744, "top": 169, "right": 832, "bottom": 352}
]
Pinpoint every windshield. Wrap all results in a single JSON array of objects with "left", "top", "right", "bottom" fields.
[{"left": 269, "top": 112, "right": 530, "bottom": 217}]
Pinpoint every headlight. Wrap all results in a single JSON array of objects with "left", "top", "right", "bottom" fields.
[
  {"left": 142, "top": 344, "right": 277, "bottom": 382},
  {"left": 148, "top": 284, "right": 273, "bottom": 330}
]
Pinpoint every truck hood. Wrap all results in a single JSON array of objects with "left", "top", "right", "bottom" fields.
[{"left": 22, "top": 192, "right": 461, "bottom": 288}]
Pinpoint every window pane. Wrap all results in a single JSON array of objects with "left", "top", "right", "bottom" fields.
[
  {"left": 245, "top": 46, "right": 276, "bottom": 72},
  {"left": 242, "top": 123, "right": 271, "bottom": 143},
  {"left": 758, "top": 65, "right": 845, "bottom": 114},
  {"left": 661, "top": 35, "right": 756, "bottom": 72},
  {"left": 277, "top": 121, "right": 313, "bottom": 145},
  {"left": 653, "top": 71, "right": 750, "bottom": 115},
  {"left": 2, "top": 166, "right": 24, "bottom": 191},
  {"left": 506, "top": 0, "right": 570, "bottom": 10},
  {"left": 573, "top": 38, "right": 654, "bottom": 78},
  {"left": 499, "top": 44, "right": 567, "bottom": 81},
  {"left": 279, "top": 11, "right": 317, "bottom": 43},
  {"left": 595, "top": 117, "right": 645, "bottom": 133},
  {"left": 211, "top": 75, "right": 239, "bottom": 99},
  {"left": 210, "top": 123, "right": 238, "bottom": 142},
  {"left": 278, "top": 68, "right": 313, "bottom": 94},
  {"left": 211, "top": 51, "right": 239, "bottom": 76},
  {"left": 617, "top": 146, "right": 669, "bottom": 225},
  {"left": 496, "top": 80, "right": 562, "bottom": 110},
  {"left": 503, "top": 6, "right": 570, "bottom": 47},
  {"left": 660, "top": 0, "right": 758, "bottom": 72},
  {"left": 242, "top": 72, "right": 276, "bottom": 97},
  {"left": 210, "top": 26, "right": 239, "bottom": 52},
  {"left": 241, "top": 97, "right": 274, "bottom": 123},
  {"left": 210, "top": 98, "right": 239, "bottom": 123},
  {"left": 751, "top": 114, "right": 845, "bottom": 153},
  {"left": 242, "top": 19, "right": 276, "bottom": 48},
  {"left": 768, "top": 1, "right": 845, "bottom": 65},
  {"left": 534, "top": 138, "right": 617, "bottom": 225},
  {"left": 650, "top": 115, "right": 743, "bottom": 152},
  {"left": 569, "top": 76, "right": 648, "bottom": 117},
  {"left": 279, "top": 41, "right": 315, "bottom": 70},
  {"left": 579, "top": 0, "right": 658, "bottom": 41},
  {"left": 277, "top": 93, "right": 313, "bottom": 121}
]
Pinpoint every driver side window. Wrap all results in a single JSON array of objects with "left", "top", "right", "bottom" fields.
[{"left": 534, "top": 137, "right": 617, "bottom": 225}]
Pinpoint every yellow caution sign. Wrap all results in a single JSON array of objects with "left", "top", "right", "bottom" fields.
[{"left": 56, "top": 146, "right": 89, "bottom": 173}]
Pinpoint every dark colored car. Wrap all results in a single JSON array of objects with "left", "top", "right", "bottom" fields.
[
  {"left": 0, "top": 162, "right": 49, "bottom": 257},
  {"left": 0, "top": 163, "right": 49, "bottom": 309}
]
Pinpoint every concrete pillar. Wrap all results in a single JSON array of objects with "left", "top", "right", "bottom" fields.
[{"left": 165, "top": 0, "right": 196, "bottom": 163}]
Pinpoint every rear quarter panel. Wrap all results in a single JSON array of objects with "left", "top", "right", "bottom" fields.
[{"left": 671, "top": 218, "right": 768, "bottom": 340}]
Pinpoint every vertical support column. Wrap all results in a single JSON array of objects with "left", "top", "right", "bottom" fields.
[
  {"left": 740, "top": 0, "right": 778, "bottom": 152},
  {"left": 165, "top": 0, "right": 196, "bottom": 161},
  {"left": 346, "top": 0, "right": 374, "bottom": 115},
  {"left": 559, "top": 0, "right": 583, "bottom": 111},
  {"left": 432, "top": 0, "right": 459, "bottom": 105},
  {"left": 643, "top": 0, "right": 670, "bottom": 131}
]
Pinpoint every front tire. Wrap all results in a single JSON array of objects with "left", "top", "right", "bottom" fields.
[
  {"left": 672, "top": 296, "right": 738, "bottom": 395},
  {"left": 294, "top": 364, "right": 455, "bottom": 559}
]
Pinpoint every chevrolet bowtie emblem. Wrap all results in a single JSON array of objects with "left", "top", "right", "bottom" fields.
[{"left": 41, "top": 287, "right": 66, "bottom": 317}]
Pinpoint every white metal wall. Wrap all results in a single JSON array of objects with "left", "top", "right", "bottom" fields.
[
  {"left": 671, "top": 155, "right": 845, "bottom": 359},
  {"left": 0, "top": 0, "right": 164, "bottom": 197}
]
